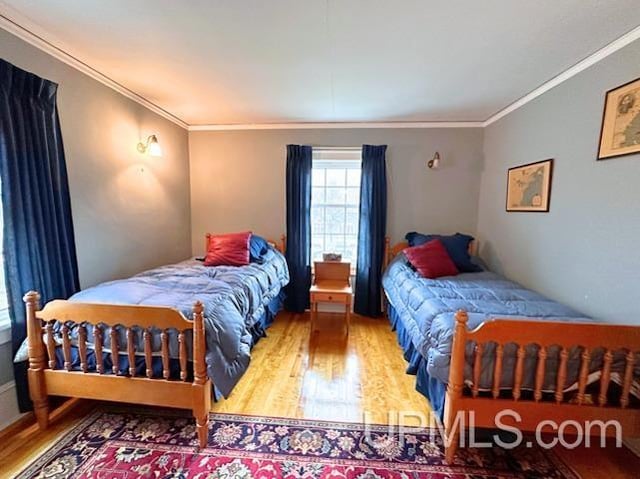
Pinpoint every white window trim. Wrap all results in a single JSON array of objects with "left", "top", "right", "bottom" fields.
[
  {"left": 311, "top": 147, "right": 362, "bottom": 270},
  {"left": 0, "top": 320, "right": 10, "bottom": 345}
]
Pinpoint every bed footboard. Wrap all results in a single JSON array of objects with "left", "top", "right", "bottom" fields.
[
  {"left": 445, "top": 310, "right": 640, "bottom": 463},
  {"left": 24, "top": 291, "right": 212, "bottom": 449}
]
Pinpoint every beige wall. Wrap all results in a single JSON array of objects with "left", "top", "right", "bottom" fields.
[
  {"left": 189, "top": 128, "right": 484, "bottom": 255},
  {"left": 0, "top": 28, "right": 192, "bottom": 288}
]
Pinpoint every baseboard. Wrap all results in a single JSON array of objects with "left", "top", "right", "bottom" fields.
[
  {"left": 0, "top": 381, "right": 27, "bottom": 431},
  {"left": 624, "top": 438, "right": 640, "bottom": 458}
]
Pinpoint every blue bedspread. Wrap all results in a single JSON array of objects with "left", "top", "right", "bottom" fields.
[
  {"left": 382, "top": 255, "right": 594, "bottom": 391},
  {"left": 70, "top": 247, "right": 289, "bottom": 397}
]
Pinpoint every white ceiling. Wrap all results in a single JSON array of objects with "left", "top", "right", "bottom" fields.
[{"left": 2, "top": 0, "right": 640, "bottom": 126}]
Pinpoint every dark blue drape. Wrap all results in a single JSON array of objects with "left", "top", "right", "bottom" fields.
[
  {"left": 355, "top": 144, "right": 387, "bottom": 317},
  {"left": 284, "top": 145, "right": 312, "bottom": 312},
  {"left": 0, "top": 59, "right": 80, "bottom": 411}
]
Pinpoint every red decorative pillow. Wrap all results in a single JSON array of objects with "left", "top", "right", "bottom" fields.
[
  {"left": 404, "top": 239, "right": 459, "bottom": 279},
  {"left": 204, "top": 231, "right": 251, "bottom": 267}
]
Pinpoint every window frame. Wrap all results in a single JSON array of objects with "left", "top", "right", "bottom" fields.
[{"left": 311, "top": 148, "right": 362, "bottom": 270}]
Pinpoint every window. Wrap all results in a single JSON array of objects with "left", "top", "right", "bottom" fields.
[{"left": 311, "top": 148, "right": 362, "bottom": 265}]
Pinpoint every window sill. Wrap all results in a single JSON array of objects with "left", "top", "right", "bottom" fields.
[{"left": 0, "top": 322, "right": 11, "bottom": 346}]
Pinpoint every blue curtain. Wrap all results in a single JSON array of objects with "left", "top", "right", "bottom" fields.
[
  {"left": 284, "top": 145, "right": 312, "bottom": 312},
  {"left": 355, "top": 145, "right": 387, "bottom": 317},
  {"left": 0, "top": 59, "right": 80, "bottom": 411}
]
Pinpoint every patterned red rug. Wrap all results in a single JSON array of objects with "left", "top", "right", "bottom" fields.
[{"left": 17, "top": 408, "right": 577, "bottom": 478}]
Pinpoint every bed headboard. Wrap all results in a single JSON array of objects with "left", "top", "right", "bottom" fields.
[
  {"left": 205, "top": 234, "right": 286, "bottom": 254},
  {"left": 383, "top": 236, "right": 478, "bottom": 270}
]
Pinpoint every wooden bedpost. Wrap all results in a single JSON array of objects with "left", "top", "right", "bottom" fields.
[
  {"left": 444, "top": 309, "right": 469, "bottom": 464},
  {"left": 383, "top": 237, "right": 391, "bottom": 271},
  {"left": 280, "top": 234, "right": 286, "bottom": 254},
  {"left": 24, "top": 291, "right": 49, "bottom": 429},
  {"left": 204, "top": 234, "right": 211, "bottom": 255},
  {"left": 192, "top": 300, "right": 211, "bottom": 449}
]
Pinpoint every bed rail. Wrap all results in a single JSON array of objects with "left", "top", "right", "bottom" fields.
[
  {"left": 445, "top": 310, "right": 640, "bottom": 462},
  {"left": 25, "top": 291, "right": 212, "bottom": 448}
]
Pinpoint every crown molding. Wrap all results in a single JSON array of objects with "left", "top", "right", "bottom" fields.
[
  {"left": 189, "top": 121, "right": 484, "bottom": 131},
  {"left": 0, "top": 13, "right": 189, "bottom": 130},
  {"left": 483, "top": 24, "right": 640, "bottom": 127},
  {"left": 3, "top": 5, "right": 639, "bottom": 132}
]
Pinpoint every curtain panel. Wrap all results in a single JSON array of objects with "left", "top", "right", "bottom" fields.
[
  {"left": 354, "top": 144, "right": 387, "bottom": 317},
  {"left": 0, "top": 59, "right": 80, "bottom": 411},
  {"left": 284, "top": 144, "right": 312, "bottom": 313}
]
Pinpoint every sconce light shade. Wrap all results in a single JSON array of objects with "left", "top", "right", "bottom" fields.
[
  {"left": 137, "top": 134, "right": 162, "bottom": 157},
  {"left": 427, "top": 151, "right": 441, "bottom": 169}
]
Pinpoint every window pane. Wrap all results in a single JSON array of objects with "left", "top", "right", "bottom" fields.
[
  {"left": 347, "top": 168, "right": 361, "bottom": 187},
  {"left": 312, "top": 168, "right": 325, "bottom": 187},
  {"left": 326, "top": 206, "right": 345, "bottom": 234},
  {"left": 326, "top": 169, "right": 345, "bottom": 187},
  {"left": 311, "top": 151, "right": 362, "bottom": 268},
  {"left": 311, "top": 235, "right": 324, "bottom": 260},
  {"left": 326, "top": 235, "right": 345, "bottom": 254},
  {"left": 346, "top": 187, "right": 360, "bottom": 205},
  {"left": 311, "top": 206, "right": 325, "bottom": 234},
  {"left": 312, "top": 187, "right": 325, "bottom": 204},
  {"left": 346, "top": 208, "right": 359, "bottom": 235},
  {"left": 325, "top": 187, "right": 346, "bottom": 204},
  {"left": 345, "top": 236, "right": 359, "bottom": 262}
]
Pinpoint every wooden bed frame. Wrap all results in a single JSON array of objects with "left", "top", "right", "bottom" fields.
[
  {"left": 26, "top": 235, "right": 286, "bottom": 449},
  {"left": 383, "top": 239, "right": 640, "bottom": 463}
]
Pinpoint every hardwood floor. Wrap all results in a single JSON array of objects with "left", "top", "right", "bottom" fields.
[
  {"left": 211, "top": 311, "right": 431, "bottom": 425},
  {"left": 1, "top": 311, "right": 639, "bottom": 477}
]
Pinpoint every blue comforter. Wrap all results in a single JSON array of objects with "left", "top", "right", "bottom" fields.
[
  {"left": 382, "top": 255, "right": 597, "bottom": 392},
  {"left": 70, "top": 247, "right": 289, "bottom": 396}
]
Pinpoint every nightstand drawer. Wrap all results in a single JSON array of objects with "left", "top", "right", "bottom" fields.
[{"left": 311, "top": 292, "right": 350, "bottom": 304}]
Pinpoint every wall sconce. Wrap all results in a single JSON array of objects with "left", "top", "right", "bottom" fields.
[
  {"left": 137, "top": 134, "right": 162, "bottom": 157},
  {"left": 427, "top": 151, "right": 440, "bottom": 170}
]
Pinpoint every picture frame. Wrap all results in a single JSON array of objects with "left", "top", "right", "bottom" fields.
[
  {"left": 598, "top": 77, "right": 640, "bottom": 160},
  {"left": 505, "top": 159, "right": 554, "bottom": 212}
]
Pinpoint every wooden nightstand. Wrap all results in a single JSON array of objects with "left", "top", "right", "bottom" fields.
[{"left": 310, "top": 261, "right": 352, "bottom": 334}]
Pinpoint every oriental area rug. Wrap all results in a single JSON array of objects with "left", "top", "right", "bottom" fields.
[{"left": 17, "top": 407, "right": 577, "bottom": 478}]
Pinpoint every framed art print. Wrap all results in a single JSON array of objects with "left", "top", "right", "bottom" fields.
[
  {"left": 598, "top": 77, "right": 640, "bottom": 160},
  {"left": 506, "top": 159, "right": 553, "bottom": 212}
]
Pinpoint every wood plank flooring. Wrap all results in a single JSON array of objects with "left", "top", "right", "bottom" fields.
[
  {"left": 1, "top": 311, "right": 638, "bottom": 477},
  {"left": 211, "top": 311, "right": 430, "bottom": 425}
]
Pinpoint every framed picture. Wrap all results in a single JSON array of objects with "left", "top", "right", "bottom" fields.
[
  {"left": 506, "top": 159, "right": 554, "bottom": 212},
  {"left": 598, "top": 77, "right": 640, "bottom": 160}
]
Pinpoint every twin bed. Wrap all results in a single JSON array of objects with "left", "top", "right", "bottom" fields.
[
  {"left": 382, "top": 238, "right": 640, "bottom": 462},
  {"left": 25, "top": 232, "right": 640, "bottom": 459},
  {"left": 24, "top": 236, "right": 288, "bottom": 449}
]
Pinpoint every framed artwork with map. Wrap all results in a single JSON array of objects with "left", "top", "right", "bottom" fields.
[
  {"left": 598, "top": 77, "right": 640, "bottom": 160},
  {"left": 506, "top": 159, "right": 553, "bottom": 212}
]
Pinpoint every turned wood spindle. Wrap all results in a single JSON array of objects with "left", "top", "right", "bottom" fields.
[
  {"left": 78, "top": 324, "right": 88, "bottom": 373},
  {"left": 513, "top": 345, "right": 525, "bottom": 401},
  {"left": 555, "top": 347, "right": 569, "bottom": 403},
  {"left": 534, "top": 345, "right": 547, "bottom": 402},
  {"left": 45, "top": 322, "right": 56, "bottom": 369},
  {"left": 598, "top": 349, "right": 613, "bottom": 407},
  {"left": 621, "top": 350, "right": 635, "bottom": 408},
  {"left": 61, "top": 323, "right": 72, "bottom": 371},
  {"left": 178, "top": 331, "right": 187, "bottom": 381},
  {"left": 127, "top": 328, "right": 136, "bottom": 376},
  {"left": 472, "top": 343, "right": 483, "bottom": 398},
  {"left": 161, "top": 330, "right": 170, "bottom": 380},
  {"left": 111, "top": 328, "right": 119, "bottom": 375},
  {"left": 95, "top": 326, "right": 104, "bottom": 374},
  {"left": 144, "top": 328, "right": 153, "bottom": 379},
  {"left": 577, "top": 348, "right": 590, "bottom": 405},
  {"left": 492, "top": 343, "right": 504, "bottom": 399}
]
